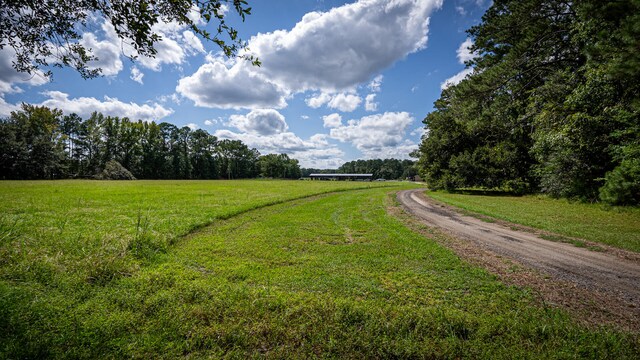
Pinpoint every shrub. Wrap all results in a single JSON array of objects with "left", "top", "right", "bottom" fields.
[
  {"left": 96, "top": 160, "right": 136, "bottom": 180},
  {"left": 599, "top": 158, "right": 640, "bottom": 205}
]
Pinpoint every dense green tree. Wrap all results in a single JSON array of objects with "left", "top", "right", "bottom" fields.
[
  {"left": 158, "top": 122, "right": 180, "bottom": 178},
  {"left": 78, "top": 112, "right": 107, "bottom": 176},
  {"left": 0, "top": 113, "right": 20, "bottom": 179},
  {"left": 169, "top": 126, "right": 194, "bottom": 179},
  {"left": 215, "top": 139, "right": 259, "bottom": 179},
  {"left": 0, "top": 105, "right": 67, "bottom": 179},
  {"left": 416, "top": 0, "right": 640, "bottom": 204},
  {"left": 117, "top": 119, "right": 144, "bottom": 174},
  {"left": 577, "top": 0, "right": 640, "bottom": 203},
  {"left": 190, "top": 129, "right": 218, "bottom": 179},
  {"left": 140, "top": 122, "right": 166, "bottom": 179},
  {"left": 258, "top": 153, "right": 301, "bottom": 179},
  {"left": 338, "top": 159, "right": 415, "bottom": 180},
  {"left": 60, "top": 113, "right": 83, "bottom": 176},
  {"left": 401, "top": 161, "right": 418, "bottom": 179}
]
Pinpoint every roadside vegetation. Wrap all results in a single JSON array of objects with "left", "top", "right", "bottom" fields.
[
  {"left": 1, "top": 181, "right": 638, "bottom": 358},
  {"left": 415, "top": 0, "right": 640, "bottom": 206},
  {"left": 426, "top": 190, "right": 640, "bottom": 253}
]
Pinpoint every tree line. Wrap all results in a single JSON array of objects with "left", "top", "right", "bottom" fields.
[
  {"left": 0, "top": 104, "right": 301, "bottom": 180},
  {"left": 301, "top": 159, "right": 417, "bottom": 180},
  {"left": 415, "top": 0, "right": 639, "bottom": 205}
]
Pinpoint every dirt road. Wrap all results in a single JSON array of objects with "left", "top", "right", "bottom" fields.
[{"left": 397, "top": 189, "right": 640, "bottom": 309}]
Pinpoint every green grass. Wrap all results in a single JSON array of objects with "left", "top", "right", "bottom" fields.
[
  {"left": 426, "top": 191, "right": 640, "bottom": 253},
  {"left": 1, "top": 181, "right": 638, "bottom": 358},
  {"left": 0, "top": 180, "right": 398, "bottom": 287}
]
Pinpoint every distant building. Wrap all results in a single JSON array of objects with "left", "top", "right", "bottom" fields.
[{"left": 309, "top": 173, "right": 373, "bottom": 181}]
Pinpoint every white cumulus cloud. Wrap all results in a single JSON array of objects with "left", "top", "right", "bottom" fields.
[
  {"left": 81, "top": 17, "right": 206, "bottom": 74},
  {"left": 441, "top": 38, "right": 477, "bottom": 90},
  {"left": 0, "top": 96, "right": 20, "bottom": 117},
  {"left": 215, "top": 110, "right": 345, "bottom": 168},
  {"left": 137, "top": 35, "right": 185, "bottom": 71},
  {"left": 33, "top": 91, "right": 173, "bottom": 121},
  {"left": 227, "top": 109, "right": 288, "bottom": 135},
  {"left": 305, "top": 92, "right": 332, "bottom": 108},
  {"left": 130, "top": 66, "right": 144, "bottom": 84},
  {"left": 329, "top": 112, "right": 415, "bottom": 158},
  {"left": 247, "top": 0, "right": 441, "bottom": 92},
  {"left": 322, "top": 113, "right": 342, "bottom": 128},
  {"left": 178, "top": 0, "right": 443, "bottom": 109},
  {"left": 374, "top": 139, "right": 420, "bottom": 160},
  {"left": 157, "top": 93, "right": 182, "bottom": 105},
  {"left": 327, "top": 93, "right": 361, "bottom": 112},
  {"left": 365, "top": 94, "right": 378, "bottom": 111},
  {"left": 456, "top": 38, "right": 475, "bottom": 64},
  {"left": 80, "top": 22, "right": 123, "bottom": 76},
  {"left": 182, "top": 30, "right": 205, "bottom": 54},
  {"left": 306, "top": 92, "right": 361, "bottom": 112},
  {"left": 176, "top": 60, "right": 286, "bottom": 109},
  {"left": 294, "top": 147, "right": 346, "bottom": 169}
]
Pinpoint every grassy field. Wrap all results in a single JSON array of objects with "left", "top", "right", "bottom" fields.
[
  {"left": 1, "top": 181, "right": 638, "bottom": 358},
  {"left": 426, "top": 191, "right": 640, "bottom": 253},
  {"left": 0, "top": 180, "right": 396, "bottom": 287}
]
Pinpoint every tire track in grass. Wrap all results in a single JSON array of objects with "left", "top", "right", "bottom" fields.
[{"left": 178, "top": 184, "right": 400, "bottom": 239}]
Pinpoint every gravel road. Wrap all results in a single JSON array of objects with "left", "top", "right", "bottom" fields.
[{"left": 397, "top": 189, "right": 640, "bottom": 308}]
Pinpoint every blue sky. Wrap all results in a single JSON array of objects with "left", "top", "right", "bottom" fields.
[{"left": 1, "top": 0, "right": 490, "bottom": 168}]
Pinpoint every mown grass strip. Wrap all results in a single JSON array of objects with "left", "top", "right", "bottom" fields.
[{"left": 425, "top": 191, "right": 640, "bottom": 252}]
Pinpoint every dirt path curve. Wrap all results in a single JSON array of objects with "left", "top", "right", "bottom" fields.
[{"left": 397, "top": 189, "right": 640, "bottom": 308}]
